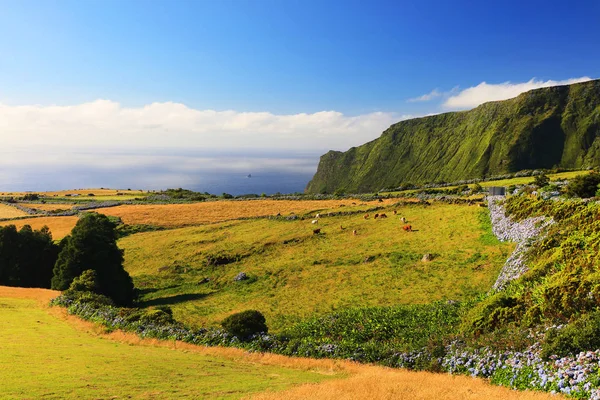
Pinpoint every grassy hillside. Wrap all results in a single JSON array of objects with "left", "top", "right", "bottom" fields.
[
  {"left": 306, "top": 79, "right": 600, "bottom": 193},
  {"left": 119, "top": 201, "right": 513, "bottom": 330},
  {"left": 0, "top": 289, "right": 335, "bottom": 399},
  {"left": 2, "top": 286, "right": 561, "bottom": 400}
]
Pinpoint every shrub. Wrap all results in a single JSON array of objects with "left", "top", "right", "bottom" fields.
[
  {"left": 565, "top": 172, "right": 600, "bottom": 198},
  {"left": 533, "top": 173, "right": 550, "bottom": 188},
  {"left": 472, "top": 183, "right": 483, "bottom": 193},
  {"left": 22, "top": 193, "right": 40, "bottom": 201},
  {"left": 462, "top": 293, "right": 523, "bottom": 335},
  {"left": 120, "top": 307, "right": 175, "bottom": 325},
  {"left": 221, "top": 310, "right": 268, "bottom": 340},
  {"left": 62, "top": 290, "right": 115, "bottom": 307},
  {"left": 67, "top": 270, "right": 98, "bottom": 293},
  {"left": 541, "top": 311, "right": 600, "bottom": 359}
]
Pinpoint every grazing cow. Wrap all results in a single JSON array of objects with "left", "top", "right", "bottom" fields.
[
  {"left": 315, "top": 213, "right": 321, "bottom": 218},
  {"left": 352, "top": 229, "right": 357, "bottom": 235},
  {"left": 378, "top": 198, "right": 383, "bottom": 203},
  {"left": 364, "top": 214, "right": 369, "bottom": 219},
  {"left": 400, "top": 217, "right": 407, "bottom": 223},
  {"left": 403, "top": 224, "right": 412, "bottom": 232},
  {"left": 340, "top": 225, "right": 345, "bottom": 230},
  {"left": 393, "top": 210, "right": 397, "bottom": 215},
  {"left": 379, "top": 213, "right": 387, "bottom": 218},
  {"left": 311, "top": 220, "right": 318, "bottom": 224},
  {"left": 374, "top": 213, "right": 380, "bottom": 219},
  {"left": 313, "top": 228, "right": 321, "bottom": 235}
]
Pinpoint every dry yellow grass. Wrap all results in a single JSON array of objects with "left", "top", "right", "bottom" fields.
[
  {"left": 98, "top": 199, "right": 398, "bottom": 227},
  {"left": 25, "top": 203, "right": 74, "bottom": 212},
  {"left": 0, "top": 216, "right": 78, "bottom": 239},
  {"left": 250, "top": 368, "right": 562, "bottom": 400},
  {"left": 0, "top": 286, "right": 59, "bottom": 303},
  {"left": 0, "top": 203, "right": 28, "bottom": 219}
]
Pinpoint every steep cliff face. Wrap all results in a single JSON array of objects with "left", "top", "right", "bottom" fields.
[{"left": 306, "top": 80, "right": 600, "bottom": 194}]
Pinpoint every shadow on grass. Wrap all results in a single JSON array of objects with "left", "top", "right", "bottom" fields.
[{"left": 139, "top": 292, "right": 210, "bottom": 307}]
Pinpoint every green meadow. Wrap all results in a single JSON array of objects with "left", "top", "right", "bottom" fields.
[
  {"left": 120, "top": 202, "right": 513, "bottom": 330},
  {"left": 0, "top": 296, "right": 335, "bottom": 400}
]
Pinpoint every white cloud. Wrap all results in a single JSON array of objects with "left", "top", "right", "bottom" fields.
[
  {"left": 443, "top": 77, "right": 593, "bottom": 110},
  {"left": 0, "top": 100, "right": 410, "bottom": 153},
  {"left": 407, "top": 89, "right": 442, "bottom": 103}
]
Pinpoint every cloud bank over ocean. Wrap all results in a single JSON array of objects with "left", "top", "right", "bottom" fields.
[{"left": 1, "top": 76, "right": 593, "bottom": 193}]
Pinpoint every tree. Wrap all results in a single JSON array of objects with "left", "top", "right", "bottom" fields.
[
  {"left": 0, "top": 225, "right": 20, "bottom": 286},
  {"left": 0, "top": 225, "right": 57, "bottom": 288},
  {"left": 565, "top": 172, "right": 600, "bottom": 198},
  {"left": 16, "top": 225, "right": 58, "bottom": 288},
  {"left": 51, "top": 213, "right": 134, "bottom": 305}
]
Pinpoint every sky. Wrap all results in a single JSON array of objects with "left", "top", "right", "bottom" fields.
[{"left": 0, "top": 0, "right": 599, "bottom": 193}]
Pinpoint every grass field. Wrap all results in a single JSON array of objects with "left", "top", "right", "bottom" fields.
[
  {"left": 0, "top": 286, "right": 562, "bottom": 400},
  {"left": 0, "top": 203, "right": 28, "bottom": 219},
  {"left": 0, "top": 216, "right": 78, "bottom": 240},
  {"left": 99, "top": 198, "right": 398, "bottom": 228},
  {"left": 0, "top": 287, "right": 336, "bottom": 400},
  {"left": 0, "top": 188, "right": 149, "bottom": 203},
  {"left": 119, "top": 202, "right": 513, "bottom": 330}
]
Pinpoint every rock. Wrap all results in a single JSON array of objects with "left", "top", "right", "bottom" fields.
[
  {"left": 234, "top": 272, "right": 248, "bottom": 281},
  {"left": 421, "top": 253, "right": 434, "bottom": 262},
  {"left": 486, "top": 195, "right": 554, "bottom": 290}
]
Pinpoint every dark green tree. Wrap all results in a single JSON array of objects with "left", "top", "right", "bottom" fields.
[
  {"left": 0, "top": 225, "right": 57, "bottom": 288},
  {"left": 0, "top": 225, "right": 20, "bottom": 286},
  {"left": 51, "top": 213, "right": 134, "bottom": 305},
  {"left": 16, "top": 225, "right": 58, "bottom": 288}
]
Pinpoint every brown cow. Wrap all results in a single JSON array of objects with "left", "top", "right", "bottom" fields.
[
  {"left": 364, "top": 214, "right": 369, "bottom": 219},
  {"left": 313, "top": 228, "right": 321, "bottom": 235},
  {"left": 393, "top": 210, "right": 397, "bottom": 215},
  {"left": 403, "top": 224, "right": 412, "bottom": 232},
  {"left": 379, "top": 213, "right": 387, "bottom": 218},
  {"left": 374, "top": 213, "right": 380, "bottom": 219}
]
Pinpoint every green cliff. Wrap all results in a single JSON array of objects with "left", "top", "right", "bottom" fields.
[{"left": 306, "top": 79, "right": 600, "bottom": 194}]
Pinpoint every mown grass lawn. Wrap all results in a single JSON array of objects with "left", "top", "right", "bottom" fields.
[
  {"left": 0, "top": 296, "right": 335, "bottom": 400},
  {"left": 120, "top": 202, "right": 513, "bottom": 330}
]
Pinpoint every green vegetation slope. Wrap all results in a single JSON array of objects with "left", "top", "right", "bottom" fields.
[{"left": 306, "top": 79, "right": 600, "bottom": 193}]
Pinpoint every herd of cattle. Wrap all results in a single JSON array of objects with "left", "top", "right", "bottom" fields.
[{"left": 310, "top": 209, "right": 413, "bottom": 235}]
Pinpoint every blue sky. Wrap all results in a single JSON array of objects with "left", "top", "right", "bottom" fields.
[
  {"left": 0, "top": 0, "right": 598, "bottom": 192},
  {"left": 1, "top": 0, "right": 598, "bottom": 114}
]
